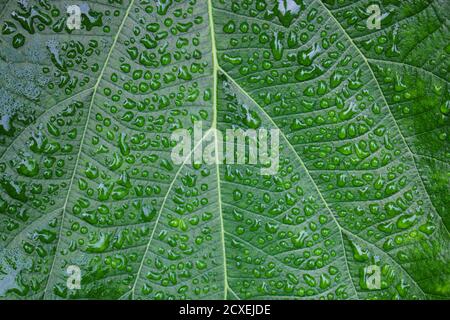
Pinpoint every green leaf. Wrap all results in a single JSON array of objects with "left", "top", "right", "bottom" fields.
[{"left": 0, "top": 0, "right": 448, "bottom": 300}]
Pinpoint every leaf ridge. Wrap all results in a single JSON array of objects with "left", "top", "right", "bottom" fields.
[{"left": 208, "top": 0, "right": 230, "bottom": 300}]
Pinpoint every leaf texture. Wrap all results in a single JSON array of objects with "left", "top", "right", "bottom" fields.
[{"left": 0, "top": 0, "right": 448, "bottom": 300}]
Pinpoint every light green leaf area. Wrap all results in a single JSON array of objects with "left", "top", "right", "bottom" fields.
[{"left": 0, "top": 0, "right": 448, "bottom": 300}]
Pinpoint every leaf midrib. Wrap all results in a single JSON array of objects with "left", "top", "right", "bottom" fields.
[{"left": 208, "top": 0, "right": 231, "bottom": 300}]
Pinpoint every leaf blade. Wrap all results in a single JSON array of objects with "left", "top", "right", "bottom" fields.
[{"left": 0, "top": 0, "right": 448, "bottom": 300}]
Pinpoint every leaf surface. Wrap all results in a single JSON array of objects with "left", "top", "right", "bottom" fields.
[{"left": 0, "top": 0, "right": 448, "bottom": 299}]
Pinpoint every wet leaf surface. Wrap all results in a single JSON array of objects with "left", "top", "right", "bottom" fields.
[{"left": 0, "top": 0, "right": 448, "bottom": 299}]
